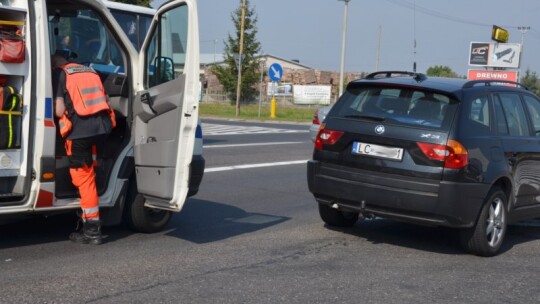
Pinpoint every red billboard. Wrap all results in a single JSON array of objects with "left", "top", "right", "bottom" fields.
[{"left": 467, "top": 70, "right": 518, "bottom": 82}]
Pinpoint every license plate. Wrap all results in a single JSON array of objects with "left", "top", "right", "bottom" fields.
[{"left": 352, "top": 142, "right": 404, "bottom": 161}]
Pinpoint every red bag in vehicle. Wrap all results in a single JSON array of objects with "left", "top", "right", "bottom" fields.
[{"left": 0, "top": 38, "right": 24, "bottom": 63}]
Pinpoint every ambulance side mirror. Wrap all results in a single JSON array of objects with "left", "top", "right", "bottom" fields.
[{"left": 153, "top": 56, "right": 174, "bottom": 86}]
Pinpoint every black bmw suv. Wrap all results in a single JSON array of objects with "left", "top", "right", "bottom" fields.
[{"left": 307, "top": 71, "right": 540, "bottom": 256}]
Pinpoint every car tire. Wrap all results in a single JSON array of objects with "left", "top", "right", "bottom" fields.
[
  {"left": 318, "top": 203, "right": 359, "bottom": 227},
  {"left": 460, "top": 187, "right": 508, "bottom": 257},
  {"left": 123, "top": 178, "right": 172, "bottom": 233}
]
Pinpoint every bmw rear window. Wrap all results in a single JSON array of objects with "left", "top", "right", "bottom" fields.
[{"left": 332, "top": 86, "right": 458, "bottom": 130}]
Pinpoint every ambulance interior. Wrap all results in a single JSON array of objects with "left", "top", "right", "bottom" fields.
[{"left": 47, "top": 2, "right": 136, "bottom": 200}]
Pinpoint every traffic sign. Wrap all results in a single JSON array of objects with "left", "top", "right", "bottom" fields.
[{"left": 268, "top": 63, "right": 283, "bottom": 82}]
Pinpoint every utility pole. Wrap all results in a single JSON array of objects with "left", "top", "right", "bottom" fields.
[
  {"left": 213, "top": 39, "right": 217, "bottom": 64},
  {"left": 235, "top": 0, "right": 246, "bottom": 117},
  {"left": 338, "top": 0, "right": 350, "bottom": 97},
  {"left": 518, "top": 26, "right": 530, "bottom": 80}
]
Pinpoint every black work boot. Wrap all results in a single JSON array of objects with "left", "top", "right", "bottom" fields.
[{"left": 69, "top": 219, "right": 102, "bottom": 245}]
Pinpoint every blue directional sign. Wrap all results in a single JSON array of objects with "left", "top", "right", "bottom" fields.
[{"left": 268, "top": 63, "right": 283, "bottom": 82}]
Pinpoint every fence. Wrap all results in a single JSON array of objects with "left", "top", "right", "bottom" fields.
[{"left": 201, "top": 89, "right": 338, "bottom": 107}]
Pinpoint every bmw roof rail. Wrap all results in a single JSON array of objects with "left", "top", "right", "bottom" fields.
[
  {"left": 462, "top": 80, "right": 530, "bottom": 90},
  {"left": 364, "top": 71, "right": 427, "bottom": 82}
]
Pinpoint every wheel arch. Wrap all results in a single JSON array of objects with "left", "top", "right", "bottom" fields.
[{"left": 491, "top": 177, "right": 512, "bottom": 210}]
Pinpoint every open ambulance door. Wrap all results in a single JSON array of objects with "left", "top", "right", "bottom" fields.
[{"left": 133, "top": 0, "right": 199, "bottom": 212}]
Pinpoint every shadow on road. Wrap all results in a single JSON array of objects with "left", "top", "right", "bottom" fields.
[
  {"left": 164, "top": 198, "right": 290, "bottom": 243},
  {"left": 0, "top": 213, "right": 79, "bottom": 249},
  {"left": 324, "top": 217, "right": 540, "bottom": 255},
  {"left": 0, "top": 198, "right": 289, "bottom": 248}
]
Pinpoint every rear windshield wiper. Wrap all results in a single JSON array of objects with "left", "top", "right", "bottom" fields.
[{"left": 343, "top": 114, "right": 386, "bottom": 122}]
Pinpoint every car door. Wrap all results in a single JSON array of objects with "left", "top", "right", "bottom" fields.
[
  {"left": 522, "top": 94, "right": 540, "bottom": 206},
  {"left": 494, "top": 92, "right": 540, "bottom": 208},
  {"left": 133, "top": 0, "right": 199, "bottom": 211}
]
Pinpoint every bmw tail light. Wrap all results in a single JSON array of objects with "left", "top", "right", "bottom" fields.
[
  {"left": 315, "top": 124, "right": 344, "bottom": 150},
  {"left": 312, "top": 109, "right": 320, "bottom": 125},
  {"left": 416, "top": 139, "right": 468, "bottom": 169}
]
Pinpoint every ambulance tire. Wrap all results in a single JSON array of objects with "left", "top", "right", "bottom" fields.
[{"left": 123, "top": 179, "right": 172, "bottom": 233}]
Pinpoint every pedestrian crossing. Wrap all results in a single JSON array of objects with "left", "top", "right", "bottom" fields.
[{"left": 202, "top": 123, "right": 309, "bottom": 136}]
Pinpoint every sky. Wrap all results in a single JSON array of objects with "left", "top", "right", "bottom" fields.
[{"left": 151, "top": 0, "right": 540, "bottom": 77}]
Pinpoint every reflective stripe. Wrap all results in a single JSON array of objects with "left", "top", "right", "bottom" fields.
[
  {"left": 5, "top": 93, "right": 17, "bottom": 148},
  {"left": 92, "top": 145, "right": 97, "bottom": 167},
  {"left": 80, "top": 87, "right": 102, "bottom": 95},
  {"left": 64, "top": 65, "right": 96, "bottom": 74},
  {"left": 83, "top": 206, "right": 99, "bottom": 215},
  {"left": 84, "top": 96, "right": 106, "bottom": 107},
  {"left": 0, "top": 110, "right": 21, "bottom": 115},
  {"left": 7, "top": 112, "right": 12, "bottom": 147}
]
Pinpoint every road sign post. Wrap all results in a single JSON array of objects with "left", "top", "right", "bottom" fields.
[{"left": 268, "top": 63, "right": 283, "bottom": 119}]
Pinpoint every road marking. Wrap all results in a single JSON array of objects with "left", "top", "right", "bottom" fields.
[
  {"left": 205, "top": 160, "right": 308, "bottom": 173},
  {"left": 203, "top": 123, "right": 309, "bottom": 136},
  {"left": 204, "top": 141, "right": 307, "bottom": 149}
]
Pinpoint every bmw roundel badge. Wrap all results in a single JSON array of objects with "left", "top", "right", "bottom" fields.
[{"left": 375, "top": 125, "right": 385, "bottom": 134}]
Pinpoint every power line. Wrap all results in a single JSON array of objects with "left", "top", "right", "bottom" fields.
[{"left": 384, "top": 0, "right": 530, "bottom": 29}]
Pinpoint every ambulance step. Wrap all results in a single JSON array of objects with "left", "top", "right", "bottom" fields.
[
  {"left": 0, "top": 192, "right": 22, "bottom": 196},
  {"left": 0, "top": 192, "right": 23, "bottom": 203}
]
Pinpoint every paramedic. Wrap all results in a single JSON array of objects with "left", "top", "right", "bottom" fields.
[{"left": 51, "top": 54, "right": 115, "bottom": 245}]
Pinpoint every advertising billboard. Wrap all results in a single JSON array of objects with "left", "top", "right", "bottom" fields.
[
  {"left": 293, "top": 85, "right": 331, "bottom": 105},
  {"left": 267, "top": 82, "right": 293, "bottom": 96},
  {"left": 469, "top": 42, "right": 521, "bottom": 69}
]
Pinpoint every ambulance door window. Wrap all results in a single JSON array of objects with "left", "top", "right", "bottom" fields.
[{"left": 144, "top": 5, "right": 188, "bottom": 88}]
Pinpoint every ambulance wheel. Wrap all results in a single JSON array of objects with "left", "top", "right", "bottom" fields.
[{"left": 124, "top": 180, "right": 172, "bottom": 233}]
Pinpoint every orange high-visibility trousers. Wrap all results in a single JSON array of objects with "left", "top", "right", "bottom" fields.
[
  {"left": 65, "top": 139, "right": 100, "bottom": 220},
  {"left": 69, "top": 164, "right": 99, "bottom": 220}
]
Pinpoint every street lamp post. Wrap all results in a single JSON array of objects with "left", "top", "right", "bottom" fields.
[
  {"left": 201, "top": 39, "right": 219, "bottom": 64},
  {"left": 213, "top": 39, "right": 218, "bottom": 64},
  {"left": 518, "top": 26, "right": 531, "bottom": 80},
  {"left": 338, "top": 0, "right": 351, "bottom": 97}
]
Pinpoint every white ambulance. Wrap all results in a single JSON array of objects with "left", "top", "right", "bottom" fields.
[{"left": 0, "top": 0, "right": 200, "bottom": 232}]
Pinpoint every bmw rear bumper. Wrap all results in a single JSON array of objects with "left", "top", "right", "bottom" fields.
[{"left": 307, "top": 160, "right": 489, "bottom": 228}]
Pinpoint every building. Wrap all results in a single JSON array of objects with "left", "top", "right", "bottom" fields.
[{"left": 201, "top": 53, "right": 363, "bottom": 103}]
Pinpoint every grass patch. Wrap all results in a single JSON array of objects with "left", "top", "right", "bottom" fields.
[{"left": 199, "top": 103, "right": 320, "bottom": 123}]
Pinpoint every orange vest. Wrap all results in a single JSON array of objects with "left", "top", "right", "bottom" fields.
[
  {"left": 61, "top": 63, "right": 109, "bottom": 116},
  {"left": 58, "top": 63, "right": 115, "bottom": 137}
]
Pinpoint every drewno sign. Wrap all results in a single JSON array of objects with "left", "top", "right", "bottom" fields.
[{"left": 467, "top": 70, "right": 518, "bottom": 82}]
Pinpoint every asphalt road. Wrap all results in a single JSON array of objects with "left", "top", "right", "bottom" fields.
[{"left": 2, "top": 118, "right": 540, "bottom": 303}]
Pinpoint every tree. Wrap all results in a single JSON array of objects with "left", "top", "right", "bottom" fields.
[
  {"left": 520, "top": 69, "right": 540, "bottom": 96},
  {"left": 426, "top": 65, "right": 459, "bottom": 78},
  {"left": 211, "top": 0, "right": 262, "bottom": 103},
  {"left": 110, "top": 0, "right": 151, "bottom": 8}
]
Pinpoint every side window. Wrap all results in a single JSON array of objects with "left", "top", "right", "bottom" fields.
[
  {"left": 497, "top": 93, "right": 530, "bottom": 136},
  {"left": 111, "top": 11, "right": 138, "bottom": 49},
  {"left": 469, "top": 96, "right": 490, "bottom": 127},
  {"left": 145, "top": 5, "right": 188, "bottom": 88},
  {"left": 524, "top": 95, "right": 540, "bottom": 137}
]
